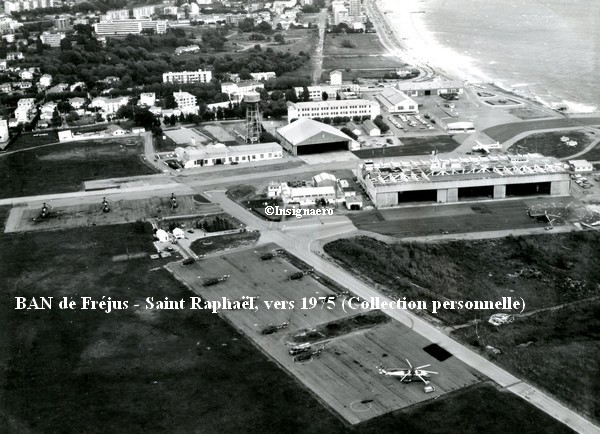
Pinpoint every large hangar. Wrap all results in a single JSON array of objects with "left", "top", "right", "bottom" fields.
[
  {"left": 276, "top": 118, "right": 357, "bottom": 155},
  {"left": 357, "top": 153, "right": 570, "bottom": 207}
]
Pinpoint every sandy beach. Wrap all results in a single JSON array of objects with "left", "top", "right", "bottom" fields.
[
  {"left": 370, "top": 0, "right": 599, "bottom": 114},
  {"left": 373, "top": 0, "right": 492, "bottom": 84}
]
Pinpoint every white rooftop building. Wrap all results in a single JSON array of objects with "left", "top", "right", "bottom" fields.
[{"left": 287, "top": 99, "right": 380, "bottom": 123}]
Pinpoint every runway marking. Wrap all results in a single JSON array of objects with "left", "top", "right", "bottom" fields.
[{"left": 350, "top": 400, "right": 373, "bottom": 412}]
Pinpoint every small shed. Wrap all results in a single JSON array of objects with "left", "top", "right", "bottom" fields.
[
  {"left": 569, "top": 159, "right": 593, "bottom": 172},
  {"left": 363, "top": 119, "right": 381, "bottom": 137}
]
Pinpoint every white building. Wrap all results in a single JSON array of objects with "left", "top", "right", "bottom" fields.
[
  {"left": 349, "top": 0, "right": 361, "bottom": 16},
  {"left": 38, "top": 74, "right": 52, "bottom": 87},
  {"left": 330, "top": 70, "right": 342, "bottom": 86},
  {"left": 89, "top": 96, "right": 129, "bottom": 115},
  {"left": 94, "top": 20, "right": 167, "bottom": 36},
  {"left": 175, "top": 142, "right": 283, "bottom": 168},
  {"left": 4, "top": 0, "right": 54, "bottom": 13},
  {"left": 569, "top": 160, "right": 593, "bottom": 173},
  {"left": 173, "top": 91, "right": 198, "bottom": 114},
  {"left": 40, "top": 32, "right": 66, "bottom": 48},
  {"left": 0, "top": 119, "right": 9, "bottom": 143},
  {"left": 6, "top": 51, "right": 24, "bottom": 61},
  {"left": 250, "top": 71, "right": 276, "bottom": 81},
  {"left": 138, "top": 92, "right": 156, "bottom": 107},
  {"left": 287, "top": 99, "right": 380, "bottom": 123},
  {"left": 163, "top": 69, "right": 212, "bottom": 84},
  {"left": 294, "top": 85, "right": 340, "bottom": 101},
  {"left": 40, "top": 102, "right": 57, "bottom": 120},
  {"left": 362, "top": 119, "right": 381, "bottom": 137},
  {"left": 103, "top": 9, "right": 130, "bottom": 21},
  {"left": 332, "top": 2, "right": 348, "bottom": 25},
  {"left": 132, "top": 5, "right": 155, "bottom": 19},
  {"left": 14, "top": 98, "right": 36, "bottom": 124},
  {"left": 268, "top": 183, "right": 337, "bottom": 205},
  {"left": 69, "top": 97, "right": 85, "bottom": 109},
  {"left": 376, "top": 87, "right": 418, "bottom": 114},
  {"left": 220, "top": 81, "right": 265, "bottom": 103}
]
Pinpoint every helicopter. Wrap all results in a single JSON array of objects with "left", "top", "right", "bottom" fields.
[
  {"left": 170, "top": 193, "right": 178, "bottom": 210},
  {"left": 288, "top": 268, "right": 314, "bottom": 280},
  {"left": 202, "top": 274, "right": 230, "bottom": 286},
  {"left": 293, "top": 344, "right": 326, "bottom": 363},
  {"left": 261, "top": 319, "right": 290, "bottom": 335},
  {"left": 32, "top": 202, "right": 53, "bottom": 221},
  {"left": 377, "top": 359, "right": 438, "bottom": 384},
  {"left": 527, "top": 209, "right": 559, "bottom": 223},
  {"left": 101, "top": 197, "right": 110, "bottom": 213}
]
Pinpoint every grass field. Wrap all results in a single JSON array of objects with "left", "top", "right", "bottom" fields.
[
  {"left": 323, "top": 33, "right": 387, "bottom": 56},
  {"left": 190, "top": 230, "right": 260, "bottom": 255},
  {"left": 0, "top": 224, "right": 343, "bottom": 432},
  {"left": 511, "top": 130, "right": 595, "bottom": 158},
  {"left": 0, "top": 138, "right": 157, "bottom": 199},
  {"left": 3, "top": 131, "right": 59, "bottom": 152},
  {"left": 453, "top": 300, "right": 600, "bottom": 424},
  {"left": 577, "top": 142, "right": 600, "bottom": 161},
  {"left": 0, "top": 224, "right": 574, "bottom": 432},
  {"left": 323, "top": 232, "right": 600, "bottom": 421},
  {"left": 323, "top": 55, "right": 407, "bottom": 73}
]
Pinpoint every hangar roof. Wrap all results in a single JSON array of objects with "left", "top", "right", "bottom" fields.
[
  {"left": 361, "top": 153, "right": 567, "bottom": 186},
  {"left": 277, "top": 118, "right": 353, "bottom": 146}
]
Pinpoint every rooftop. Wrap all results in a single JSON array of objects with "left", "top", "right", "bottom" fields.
[
  {"left": 362, "top": 153, "right": 567, "bottom": 186},
  {"left": 277, "top": 118, "right": 353, "bottom": 146}
]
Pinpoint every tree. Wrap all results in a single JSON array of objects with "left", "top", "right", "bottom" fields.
[
  {"left": 273, "top": 34, "right": 285, "bottom": 45},
  {"left": 164, "top": 93, "right": 177, "bottom": 109},
  {"left": 51, "top": 108, "right": 62, "bottom": 127},
  {"left": 238, "top": 18, "right": 255, "bottom": 32},
  {"left": 57, "top": 101, "right": 72, "bottom": 114},
  {"left": 341, "top": 127, "right": 357, "bottom": 140},
  {"left": 285, "top": 88, "right": 298, "bottom": 103},
  {"left": 116, "top": 105, "right": 134, "bottom": 119},
  {"left": 256, "top": 21, "right": 272, "bottom": 34},
  {"left": 133, "top": 107, "right": 155, "bottom": 129},
  {"left": 59, "top": 38, "right": 72, "bottom": 51},
  {"left": 321, "top": 91, "right": 329, "bottom": 101}
]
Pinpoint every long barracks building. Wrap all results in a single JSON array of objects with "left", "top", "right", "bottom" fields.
[{"left": 358, "top": 153, "right": 570, "bottom": 207}]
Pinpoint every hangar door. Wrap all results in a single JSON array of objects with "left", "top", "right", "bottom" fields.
[
  {"left": 506, "top": 182, "right": 551, "bottom": 197},
  {"left": 296, "top": 140, "right": 348, "bottom": 155}
]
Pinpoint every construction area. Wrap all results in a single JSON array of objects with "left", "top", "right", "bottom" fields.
[{"left": 170, "top": 244, "right": 482, "bottom": 425}]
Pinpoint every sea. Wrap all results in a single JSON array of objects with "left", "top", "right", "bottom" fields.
[{"left": 404, "top": 0, "right": 600, "bottom": 113}]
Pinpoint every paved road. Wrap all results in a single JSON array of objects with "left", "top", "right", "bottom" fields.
[
  {"left": 201, "top": 189, "right": 599, "bottom": 434},
  {"left": 312, "top": 10, "right": 328, "bottom": 84}
]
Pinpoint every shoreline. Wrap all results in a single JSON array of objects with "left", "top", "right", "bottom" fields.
[{"left": 370, "top": 0, "right": 598, "bottom": 115}]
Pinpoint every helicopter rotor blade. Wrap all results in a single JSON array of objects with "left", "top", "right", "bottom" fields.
[
  {"left": 405, "top": 359, "right": 413, "bottom": 369},
  {"left": 415, "top": 364, "right": 431, "bottom": 370},
  {"left": 400, "top": 374, "right": 409, "bottom": 382},
  {"left": 415, "top": 374, "right": 428, "bottom": 384}
]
